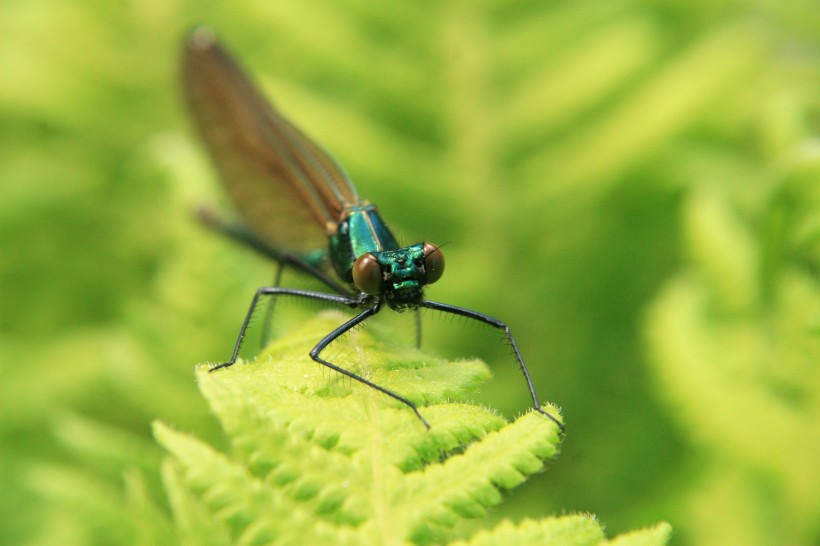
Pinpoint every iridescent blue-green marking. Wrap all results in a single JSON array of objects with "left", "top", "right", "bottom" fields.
[
  {"left": 182, "top": 27, "right": 563, "bottom": 432},
  {"left": 329, "top": 203, "right": 398, "bottom": 281}
]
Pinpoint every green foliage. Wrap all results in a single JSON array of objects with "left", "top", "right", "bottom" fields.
[
  {"left": 646, "top": 173, "right": 820, "bottom": 544},
  {"left": 153, "top": 314, "right": 667, "bottom": 545}
]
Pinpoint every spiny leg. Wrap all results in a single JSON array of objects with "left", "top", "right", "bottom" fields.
[
  {"left": 210, "top": 287, "right": 359, "bottom": 371},
  {"left": 309, "top": 303, "right": 431, "bottom": 429},
  {"left": 421, "top": 300, "right": 564, "bottom": 432}
]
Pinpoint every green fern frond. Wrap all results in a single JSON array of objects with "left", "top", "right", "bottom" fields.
[
  {"left": 449, "top": 516, "right": 672, "bottom": 546},
  {"left": 155, "top": 313, "right": 668, "bottom": 545},
  {"left": 646, "top": 172, "right": 820, "bottom": 543}
]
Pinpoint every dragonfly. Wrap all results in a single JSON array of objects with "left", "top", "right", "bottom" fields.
[{"left": 182, "top": 28, "right": 563, "bottom": 431}]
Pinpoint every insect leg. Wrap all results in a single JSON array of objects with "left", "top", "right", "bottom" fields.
[
  {"left": 197, "top": 208, "right": 353, "bottom": 295},
  {"left": 260, "top": 261, "right": 286, "bottom": 349},
  {"left": 421, "top": 300, "right": 564, "bottom": 432},
  {"left": 414, "top": 307, "right": 422, "bottom": 349},
  {"left": 310, "top": 303, "right": 431, "bottom": 429},
  {"left": 210, "top": 288, "right": 359, "bottom": 372}
]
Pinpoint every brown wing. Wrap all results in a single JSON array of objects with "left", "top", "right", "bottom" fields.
[{"left": 181, "top": 28, "right": 359, "bottom": 253}]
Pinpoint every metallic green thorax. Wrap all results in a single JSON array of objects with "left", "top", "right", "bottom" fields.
[
  {"left": 329, "top": 204, "right": 427, "bottom": 309},
  {"left": 329, "top": 203, "right": 399, "bottom": 281}
]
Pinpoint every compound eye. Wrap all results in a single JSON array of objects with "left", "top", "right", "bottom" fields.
[
  {"left": 353, "top": 253, "right": 383, "bottom": 295},
  {"left": 422, "top": 243, "right": 445, "bottom": 284}
]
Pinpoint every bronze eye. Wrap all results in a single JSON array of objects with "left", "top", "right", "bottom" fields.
[
  {"left": 353, "top": 253, "right": 383, "bottom": 295},
  {"left": 422, "top": 243, "right": 444, "bottom": 284}
]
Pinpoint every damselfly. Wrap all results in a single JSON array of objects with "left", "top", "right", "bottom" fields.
[{"left": 182, "top": 28, "right": 562, "bottom": 431}]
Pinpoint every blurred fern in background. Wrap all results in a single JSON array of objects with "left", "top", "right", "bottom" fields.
[{"left": 1, "top": 0, "right": 818, "bottom": 544}]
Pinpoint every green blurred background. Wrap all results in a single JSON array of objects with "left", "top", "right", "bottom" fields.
[{"left": 2, "top": 1, "right": 819, "bottom": 544}]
